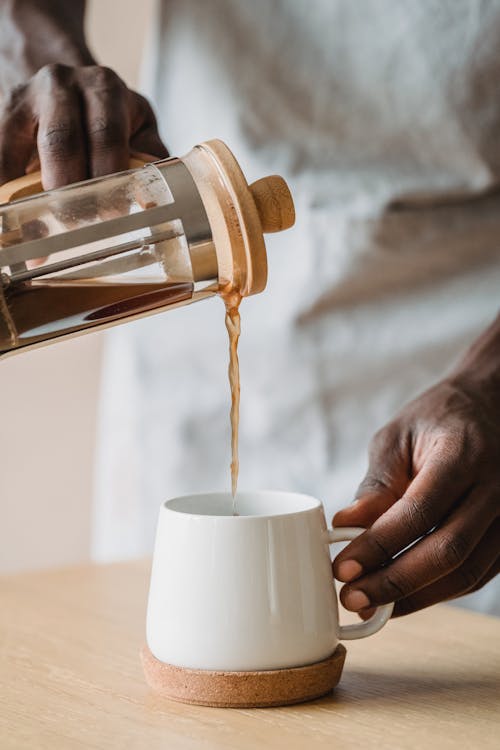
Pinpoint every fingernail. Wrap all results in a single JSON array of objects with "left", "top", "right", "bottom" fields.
[
  {"left": 337, "top": 559, "right": 363, "bottom": 582},
  {"left": 359, "top": 606, "right": 376, "bottom": 621},
  {"left": 344, "top": 589, "right": 371, "bottom": 612}
]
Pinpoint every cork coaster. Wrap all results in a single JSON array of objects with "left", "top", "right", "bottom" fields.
[{"left": 141, "top": 643, "right": 347, "bottom": 708}]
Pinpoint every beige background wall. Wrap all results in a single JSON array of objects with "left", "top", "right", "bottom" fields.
[{"left": 0, "top": 0, "right": 155, "bottom": 573}]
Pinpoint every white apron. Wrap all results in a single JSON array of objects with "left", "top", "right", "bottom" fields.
[{"left": 93, "top": 0, "right": 500, "bottom": 614}]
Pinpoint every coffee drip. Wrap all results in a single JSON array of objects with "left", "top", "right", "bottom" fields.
[{"left": 223, "top": 293, "right": 242, "bottom": 512}]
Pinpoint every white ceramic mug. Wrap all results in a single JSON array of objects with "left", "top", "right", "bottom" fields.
[{"left": 146, "top": 491, "right": 394, "bottom": 671}]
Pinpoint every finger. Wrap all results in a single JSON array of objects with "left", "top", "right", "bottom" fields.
[
  {"left": 358, "top": 606, "right": 377, "bottom": 621},
  {"left": 34, "top": 64, "right": 87, "bottom": 189},
  {"left": 393, "top": 519, "right": 500, "bottom": 616},
  {"left": 25, "top": 154, "right": 41, "bottom": 173},
  {"left": 0, "top": 86, "right": 35, "bottom": 183},
  {"left": 130, "top": 126, "right": 168, "bottom": 159},
  {"left": 333, "top": 426, "right": 409, "bottom": 583},
  {"left": 78, "top": 66, "right": 130, "bottom": 177},
  {"left": 339, "top": 488, "right": 497, "bottom": 611},
  {"left": 333, "top": 492, "right": 396, "bottom": 530},
  {"left": 333, "top": 424, "right": 410, "bottom": 529},
  {"left": 333, "top": 448, "right": 471, "bottom": 582},
  {"left": 129, "top": 92, "right": 168, "bottom": 158}
]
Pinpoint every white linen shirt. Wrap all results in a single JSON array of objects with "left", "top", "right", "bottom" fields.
[{"left": 93, "top": 0, "right": 500, "bottom": 614}]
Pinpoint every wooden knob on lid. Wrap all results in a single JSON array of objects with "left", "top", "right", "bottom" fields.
[
  {"left": 182, "top": 140, "right": 296, "bottom": 297},
  {"left": 249, "top": 175, "right": 295, "bottom": 233}
]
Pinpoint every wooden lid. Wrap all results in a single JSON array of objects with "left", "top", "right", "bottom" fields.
[
  {"left": 0, "top": 143, "right": 296, "bottom": 298},
  {"left": 182, "top": 140, "right": 295, "bottom": 297}
]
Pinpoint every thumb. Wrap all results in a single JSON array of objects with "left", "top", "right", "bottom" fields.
[{"left": 333, "top": 423, "right": 410, "bottom": 528}]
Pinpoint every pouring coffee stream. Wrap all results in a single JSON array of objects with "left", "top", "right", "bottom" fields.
[
  {"left": 0, "top": 140, "right": 295, "bottom": 503},
  {"left": 223, "top": 293, "right": 242, "bottom": 511}
]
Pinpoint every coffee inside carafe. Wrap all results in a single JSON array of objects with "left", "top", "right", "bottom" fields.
[{"left": 0, "top": 154, "right": 219, "bottom": 354}]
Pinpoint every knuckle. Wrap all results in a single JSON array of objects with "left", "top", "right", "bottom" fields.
[
  {"left": 366, "top": 422, "right": 405, "bottom": 478},
  {"left": 370, "top": 425, "right": 395, "bottom": 454},
  {"left": 36, "top": 63, "right": 70, "bottom": 89},
  {"left": 131, "top": 91, "right": 149, "bottom": 111},
  {"left": 365, "top": 531, "right": 392, "bottom": 561},
  {"left": 464, "top": 428, "right": 492, "bottom": 472},
  {"left": 463, "top": 421, "right": 487, "bottom": 453},
  {"left": 377, "top": 570, "right": 410, "bottom": 601},
  {"left": 458, "top": 563, "right": 484, "bottom": 592},
  {"left": 439, "top": 421, "right": 487, "bottom": 471},
  {"left": 433, "top": 532, "right": 471, "bottom": 574},
  {"left": 90, "top": 66, "right": 124, "bottom": 92},
  {"left": 88, "top": 117, "right": 125, "bottom": 149},
  {"left": 401, "top": 493, "right": 435, "bottom": 536},
  {"left": 2, "top": 84, "right": 28, "bottom": 117},
  {"left": 132, "top": 92, "right": 155, "bottom": 123},
  {"left": 38, "top": 122, "right": 80, "bottom": 158},
  {"left": 356, "top": 474, "right": 388, "bottom": 496}
]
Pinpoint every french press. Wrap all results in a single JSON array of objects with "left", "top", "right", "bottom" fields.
[{"left": 0, "top": 140, "right": 294, "bottom": 357}]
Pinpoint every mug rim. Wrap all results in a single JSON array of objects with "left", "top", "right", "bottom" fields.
[{"left": 162, "top": 489, "right": 323, "bottom": 520}]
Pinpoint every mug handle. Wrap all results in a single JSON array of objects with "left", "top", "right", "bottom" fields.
[{"left": 326, "top": 526, "right": 394, "bottom": 640}]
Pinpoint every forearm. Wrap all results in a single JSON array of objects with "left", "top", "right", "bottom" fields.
[
  {"left": 0, "top": 0, "right": 94, "bottom": 94},
  {"left": 449, "top": 311, "right": 500, "bottom": 402}
]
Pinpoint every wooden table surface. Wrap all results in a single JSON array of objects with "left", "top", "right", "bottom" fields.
[{"left": 1, "top": 560, "right": 499, "bottom": 750}]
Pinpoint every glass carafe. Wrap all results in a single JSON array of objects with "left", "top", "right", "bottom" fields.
[{"left": 0, "top": 140, "right": 294, "bottom": 357}]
